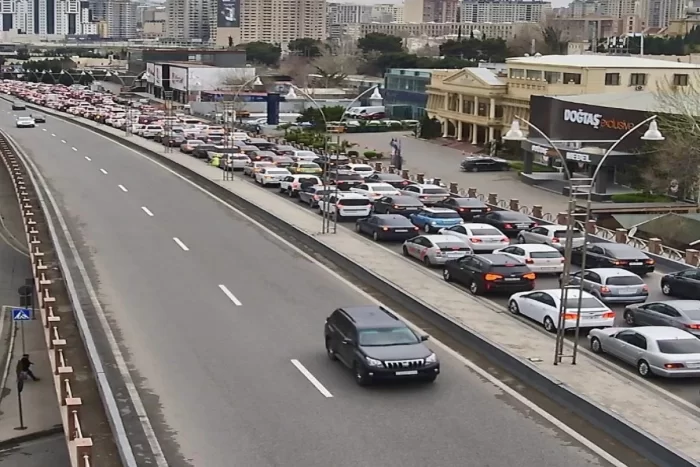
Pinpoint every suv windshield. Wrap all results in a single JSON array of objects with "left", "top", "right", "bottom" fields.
[
  {"left": 429, "top": 212, "right": 460, "bottom": 219},
  {"left": 554, "top": 230, "right": 583, "bottom": 238},
  {"left": 358, "top": 327, "right": 419, "bottom": 346},
  {"left": 564, "top": 297, "right": 602, "bottom": 309},
  {"left": 339, "top": 198, "right": 370, "bottom": 206},
  {"left": 531, "top": 251, "right": 561, "bottom": 259},
  {"left": 423, "top": 188, "right": 448, "bottom": 195},
  {"left": 471, "top": 228, "right": 501, "bottom": 236},
  {"left": 657, "top": 339, "right": 700, "bottom": 354}
]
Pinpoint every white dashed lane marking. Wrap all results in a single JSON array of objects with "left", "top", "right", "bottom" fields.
[{"left": 141, "top": 206, "right": 154, "bottom": 217}]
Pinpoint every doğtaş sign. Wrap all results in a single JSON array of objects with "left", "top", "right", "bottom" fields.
[{"left": 563, "top": 109, "right": 602, "bottom": 129}]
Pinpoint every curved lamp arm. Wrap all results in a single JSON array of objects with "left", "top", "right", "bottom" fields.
[
  {"left": 232, "top": 75, "right": 263, "bottom": 103},
  {"left": 514, "top": 116, "right": 573, "bottom": 181},
  {"left": 339, "top": 85, "right": 380, "bottom": 123},
  {"left": 289, "top": 83, "right": 329, "bottom": 127},
  {"left": 591, "top": 115, "right": 658, "bottom": 183}
]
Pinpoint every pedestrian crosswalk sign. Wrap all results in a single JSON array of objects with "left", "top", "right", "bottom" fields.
[{"left": 12, "top": 308, "right": 31, "bottom": 320}]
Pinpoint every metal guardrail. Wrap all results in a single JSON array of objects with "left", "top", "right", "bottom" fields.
[{"left": 0, "top": 133, "right": 93, "bottom": 466}]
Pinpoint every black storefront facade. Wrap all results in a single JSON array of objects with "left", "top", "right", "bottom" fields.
[{"left": 520, "top": 95, "right": 650, "bottom": 198}]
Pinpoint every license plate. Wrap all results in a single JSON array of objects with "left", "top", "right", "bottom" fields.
[
  {"left": 516, "top": 224, "right": 528, "bottom": 228},
  {"left": 686, "top": 362, "right": 700, "bottom": 369},
  {"left": 504, "top": 277, "right": 520, "bottom": 281},
  {"left": 619, "top": 287, "right": 637, "bottom": 295},
  {"left": 395, "top": 370, "right": 418, "bottom": 376},
  {"left": 395, "top": 229, "right": 408, "bottom": 232},
  {"left": 471, "top": 209, "right": 482, "bottom": 212},
  {"left": 630, "top": 262, "right": 643, "bottom": 266},
  {"left": 582, "top": 315, "right": 597, "bottom": 320}
]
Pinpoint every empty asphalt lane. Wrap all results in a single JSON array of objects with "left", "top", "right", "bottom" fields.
[{"left": 3, "top": 110, "right": 623, "bottom": 466}]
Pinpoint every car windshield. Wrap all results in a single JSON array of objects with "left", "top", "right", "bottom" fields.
[
  {"left": 371, "top": 186, "right": 396, "bottom": 191},
  {"left": 657, "top": 339, "right": 700, "bottom": 354},
  {"left": 338, "top": 198, "right": 370, "bottom": 206},
  {"left": 680, "top": 308, "right": 700, "bottom": 320},
  {"left": 267, "top": 170, "right": 288, "bottom": 175},
  {"left": 297, "top": 177, "right": 319, "bottom": 184},
  {"left": 605, "top": 276, "right": 643, "bottom": 286},
  {"left": 471, "top": 228, "right": 502, "bottom": 236},
  {"left": 380, "top": 217, "right": 413, "bottom": 226},
  {"left": 358, "top": 327, "right": 419, "bottom": 346},
  {"left": 300, "top": 164, "right": 319, "bottom": 168},
  {"left": 554, "top": 230, "right": 583, "bottom": 238},
  {"left": 531, "top": 251, "right": 561, "bottom": 259},
  {"left": 423, "top": 188, "right": 448, "bottom": 194},
  {"left": 336, "top": 174, "right": 363, "bottom": 180},
  {"left": 564, "top": 297, "right": 602, "bottom": 309},
  {"left": 429, "top": 212, "right": 460, "bottom": 219},
  {"left": 498, "top": 213, "right": 531, "bottom": 221}
]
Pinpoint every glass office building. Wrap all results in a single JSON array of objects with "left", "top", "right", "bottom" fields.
[{"left": 383, "top": 68, "right": 431, "bottom": 119}]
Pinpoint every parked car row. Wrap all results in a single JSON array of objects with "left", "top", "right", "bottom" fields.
[{"left": 8, "top": 79, "right": 700, "bottom": 382}]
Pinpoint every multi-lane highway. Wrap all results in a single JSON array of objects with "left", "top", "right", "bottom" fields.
[{"left": 0, "top": 105, "right": 631, "bottom": 466}]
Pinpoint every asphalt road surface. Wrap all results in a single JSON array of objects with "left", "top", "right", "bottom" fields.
[
  {"left": 0, "top": 107, "right": 624, "bottom": 466},
  {"left": 0, "top": 433, "right": 71, "bottom": 466}
]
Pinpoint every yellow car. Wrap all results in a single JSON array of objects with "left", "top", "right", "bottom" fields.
[{"left": 289, "top": 162, "right": 322, "bottom": 175}]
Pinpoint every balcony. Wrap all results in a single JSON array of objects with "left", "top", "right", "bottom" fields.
[{"left": 438, "top": 108, "right": 502, "bottom": 126}]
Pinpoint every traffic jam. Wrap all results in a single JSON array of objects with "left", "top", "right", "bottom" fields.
[{"left": 5, "top": 80, "right": 700, "bottom": 383}]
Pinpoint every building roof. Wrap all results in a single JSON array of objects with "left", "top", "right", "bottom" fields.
[
  {"left": 507, "top": 54, "right": 700, "bottom": 69},
  {"left": 549, "top": 90, "right": 670, "bottom": 113},
  {"left": 468, "top": 67, "right": 505, "bottom": 85},
  {"left": 153, "top": 61, "right": 216, "bottom": 68},
  {"left": 634, "top": 213, "right": 700, "bottom": 247}
]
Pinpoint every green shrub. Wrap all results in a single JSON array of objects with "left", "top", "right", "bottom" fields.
[
  {"left": 611, "top": 192, "right": 671, "bottom": 203},
  {"left": 364, "top": 150, "right": 378, "bottom": 159}
]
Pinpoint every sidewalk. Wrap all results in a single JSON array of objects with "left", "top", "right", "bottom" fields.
[
  {"left": 343, "top": 131, "right": 569, "bottom": 215},
  {"left": 76, "top": 115, "right": 700, "bottom": 462}
]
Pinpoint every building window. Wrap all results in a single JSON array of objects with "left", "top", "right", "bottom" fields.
[
  {"left": 562, "top": 73, "right": 581, "bottom": 84},
  {"left": 509, "top": 68, "right": 524, "bottom": 78},
  {"left": 605, "top": 73, "right": 620, "bottom": 85},
  {"left": 526, "top": 69, "right": 542, "bottom": 80},
  {"left": 673, "top": 74, "right": 689, "bottom": 86},
  {"left": 544, "top": 71, "right": 561, "bottom": 84},
  {"left": 629, "top": 73, "right": 647, "bottom": 86}
]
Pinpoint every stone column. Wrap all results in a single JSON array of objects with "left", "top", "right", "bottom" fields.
[
  {"left": 457, "top": 121, "right": 463, "bottom": 140},
  {"left": 473, "top": 96, "right": 479, "bottom": 116},
  {"left": 489, "top": 98, "right": 496, "bottom": 119},
  {"left": 471, "top": 124, "right": 478, "bottom": 145},
  {"left": 488, "top": 127, "right": 495, "bottom": 142},
  {"left": 442, "top": 120, "right": 449, "bottom": 137}
]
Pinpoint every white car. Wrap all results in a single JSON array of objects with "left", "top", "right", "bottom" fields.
[
  {"left": 142, "top": 125, "right": 164, "bottom": 139},
  {"left": 255, "top": 167, "right": 292, "bottom": 186},
  {"left": 244, "top": 161, "right": 275, "bottom": 177},
  {"left": 517, "top": 225, "right": 585, "bottom": 251},
  {"left": 278, "top": 174, "right": 322, "bottom": 197},
  {"left": 337, "top": 163, "right": 375, "bottom": 177},
  {"left": 401, "top": 184, "right": 450, "bottom": 205},
  {"left": 402, "top": 234, "right": 472, "bottom": 266},
  {"left": 221, "top": 153, "right": 250, "bottom": 171},
  {"left": 290, "top": 150, "right": 319, "bottom": 162},
  {"left": 493, "top": 244, "right": 564, "bottom": 274},
  {"left": 318, "top": 192, "right": 371, "bottom": 219},
  {"left": 230, "top": 132, "right": 249, "bottom": 141},
  {"left": 508, "top": 289, "right": 615, "bottom": 332},
  {"left": 16, "top": 116, "right": 35, "bottom": 128},
  {"left": 438, "top": 223, "right": 509, "bottom": 252},
  {"left": 350, "top": 182, "right": 401, "bottom": 201}
]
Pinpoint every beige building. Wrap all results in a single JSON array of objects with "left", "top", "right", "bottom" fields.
[
  {"left": 240, "top": 0, "right": 326, "bottom": 47},
  {"left": 426, "top": 54, "right": 700, "bottom": 145},
  {"left": 352, "top": 21, "right": 536, "bottom": 40}
]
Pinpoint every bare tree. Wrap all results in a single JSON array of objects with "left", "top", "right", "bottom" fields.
[
  {"left": 507, "top": 27, "right": 544, "bottom": 56},
  {"left": 644, "top": 77, "right": 700, "bottom": 200},
  {"left": 279, "top": 55, "right": 314, "bottom": 88},
  {"left": 311, "top": 49, "right": 358, "bottom": 88},
  {"left": 415, "top": 43, "right": 440, "bottom": 57}
]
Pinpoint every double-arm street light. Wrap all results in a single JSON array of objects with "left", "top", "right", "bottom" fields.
[{"left": 503, "top": 115, "right": 664, "bottom": 365}]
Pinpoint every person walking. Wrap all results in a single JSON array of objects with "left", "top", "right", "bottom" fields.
[{"left": 16, "top": 354, "right": 39, "bottom": 381}]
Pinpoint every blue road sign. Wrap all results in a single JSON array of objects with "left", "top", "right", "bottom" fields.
[{"left": 12, "top": 308, "right": 31, "bottom": 321}]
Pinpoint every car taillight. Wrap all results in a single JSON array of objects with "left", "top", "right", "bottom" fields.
[
  {"left": 525, "top": 258, "right": 534, "bottom": 264},
  {"left": 685, "top": 324, "right": 700, "bottom": 330},
  {"left": 504, "top": 223, "right": 513, "bottom": 229},
  {"left": 602, "top": 311, "right": 616, "bottom": 319},
  {"left": 292, "top": 182, "right": 299, "bottom": 188},
  {"left": 484, "top": 273, "right": 503, "bottom": 281},
  {"left": 642, "top": 285, "right": 649, "bottom": 292},
  {"left": 523, "top": 272, "right": 536, "bottom": 280},
  {"left": 600, "top": 286, "right": 611, "bottom": 294},
  {"left": 645, "top": 259, "right": 655, "bottom": 265},
  {"left": 413, "top": 227, "right": 419, "bottom": 231},
  {"left": 564, "top": 313, "right": 577, "bottom": 320},
  {"left": 532, "top": 223, "right": 539, "bottom": 226},
  {"left": 459, "top": 208, "right": 465, "bottom": 211},
  {"left": 552, "top": 237, "right": 560, "bottom": 243},
  {"left": 470, "top": 237, "right": 482, "bottom": 243},
  {"left": 382, "top": 227, "right": 389, "bottom": 231},
  {"left": 560, "top": 257, "right": 566, "bottom": 263},
  {"left": 500, "top": 237, "right": 509, "bottom": 242},
  {"left": 664, "top": 363, "right": 685, "bottom": 369}
]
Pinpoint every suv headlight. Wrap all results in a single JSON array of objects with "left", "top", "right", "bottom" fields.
[
  {"left": 425, "top": 353, "right": 437, "bottom": 364},
  {"left": 430, "top": 221, "right": 438, "bottom": 225},
  {"left": 365, "top": 356, "right": 383, "bottom": 367}
]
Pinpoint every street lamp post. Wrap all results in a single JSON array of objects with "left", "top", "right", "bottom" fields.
[
  {"left": 59, "top": 70, "right": 74, "bottom": 85},
  {"left": 503, "top": 115, "right": 664, "bottom": 365},
  {"left": 231, "top": 75, "right": 264, "bottom": 125}
]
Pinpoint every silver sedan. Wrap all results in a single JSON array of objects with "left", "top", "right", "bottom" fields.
[
  {"left": 402, "top": 234, "right": 472, "bottom": 267},
  {"left": 588, "top": 326, "right": 700, "bottom": 378}
]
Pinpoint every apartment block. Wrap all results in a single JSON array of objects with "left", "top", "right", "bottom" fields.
[
  {"left": 459, "top": 0, "right": 551, "bottom": 24},
  {"left": 404, "top": 0, "right": 458, "bottom": 23},
  {"left": 350, "top": 21, "right": 536, "bottom": 40},
  {"left": 550, "top": 16, "right": 620, "bottom": 41},
  {"left": 166, "top": 0, "right": 215, "bottom": 42},
  {"left": 240, "top": 0, "right": 326, "bottom": 47},
  {"left": 12, "top": 0, "right": 94, "bottom": 35}
]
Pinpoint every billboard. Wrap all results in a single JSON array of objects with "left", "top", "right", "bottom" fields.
[
  {"left": 187, "top": 67, "right": 254, "bottom": 90},
  {"left": 169, "top": 66, "right": 188, "bottom": 91},
  {"left": 529, "top": 96, "right": 647, "bottom": 151},
  {"left": 146, "top": 63, "right": 155, "bottom": 83},
  {"left": 154, "top": 65, "right": 163, "bottom": 87},
  {"left": 217, "top": 0, "right": 240, "bottom": 28}
]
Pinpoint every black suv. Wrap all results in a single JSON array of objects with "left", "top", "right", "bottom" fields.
[
  {"left": 442, "top": 253, "right": 536, "bottom": 295},
  {"left": 324, "top": 306, "right": 439, "bottom": 385}
]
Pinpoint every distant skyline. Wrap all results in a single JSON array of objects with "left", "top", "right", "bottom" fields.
[{"left": 325, "top": 0, "right": 571, "bottom": 8}]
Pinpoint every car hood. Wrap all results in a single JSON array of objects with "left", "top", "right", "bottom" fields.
[
  {"left": 360, "top": 343, "right": 432, "bottom": 360},
  {"left": 591, "top": 327, "right": 623, "bottom": 337}
]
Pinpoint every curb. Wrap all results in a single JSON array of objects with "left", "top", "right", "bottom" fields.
[{"left": 0, "top": 425, "right": 63, "bottom": 450}]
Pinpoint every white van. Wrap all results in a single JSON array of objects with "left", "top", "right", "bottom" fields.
[{"left": 345, "top": 106, "right": 385, "bottom": 119}]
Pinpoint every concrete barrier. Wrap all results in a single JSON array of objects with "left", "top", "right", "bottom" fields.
[
  {"left": 0, "top": 132, "right": 94, "bottom": 467},
  {"left": 55, "top": 113, "right": 699, "bottom": 467}
]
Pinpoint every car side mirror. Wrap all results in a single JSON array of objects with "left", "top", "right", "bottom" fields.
[{"left": 420, "top": 335, "right": 430, "bottom": 342}]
